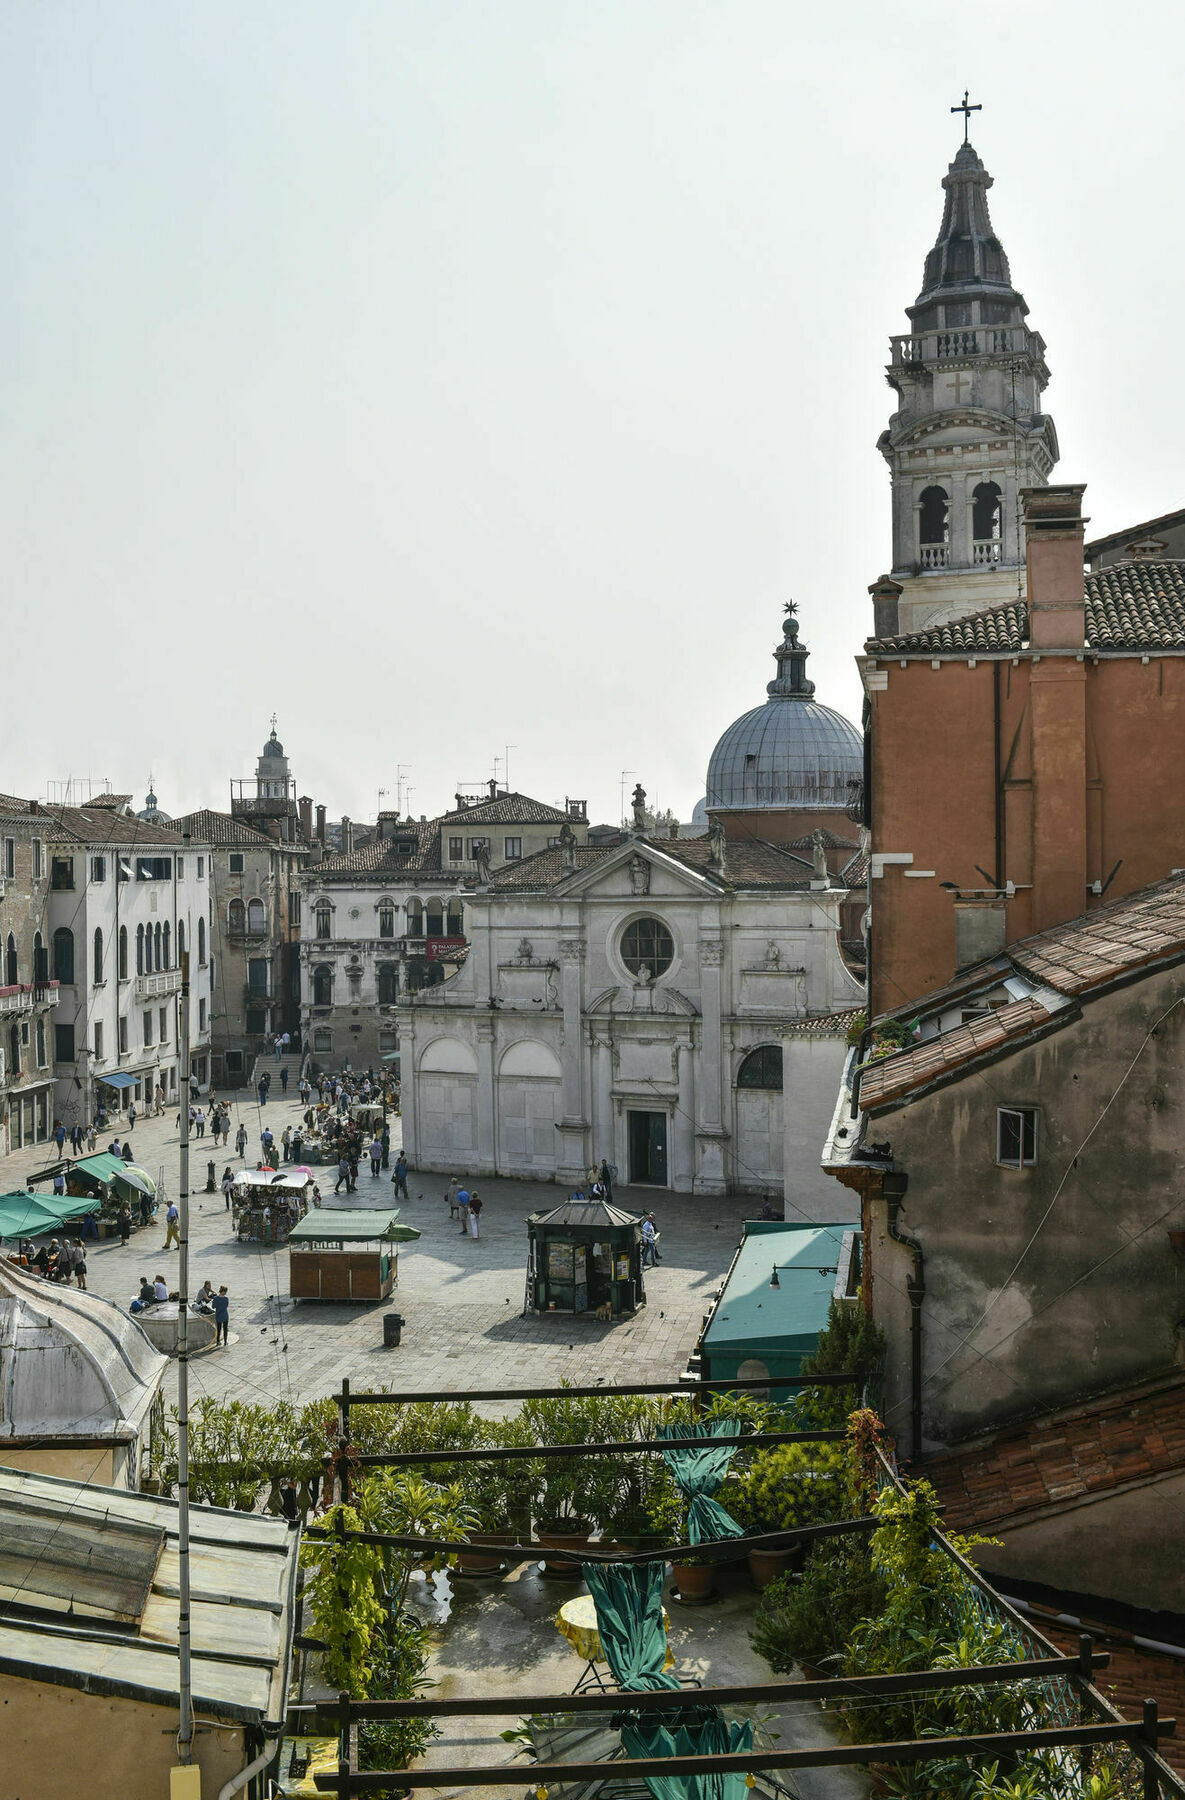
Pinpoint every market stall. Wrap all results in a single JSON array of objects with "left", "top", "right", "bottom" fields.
[
  {"left": 288, "top": 1208, "right": 419, "bottom": 1302},
  {"left": 232, "top": 1170, "right": 315, "bottom": 1245},
  {"left": 525, "top": 1197, "right": 645, "bottom": 1318}
]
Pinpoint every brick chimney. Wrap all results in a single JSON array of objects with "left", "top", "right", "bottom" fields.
[
  {"left": 342, "top": 815, "right": 354, "bottom": 855},
  {"left": 298, "top": 795, "right": 313, "bottom": 840},
  {"left": 1023, "top": 485, "right": 1087, "bottom": 649},
  {"left": 315, "top": 804, "right": 326, "bottom": 844},
  {"left": 868, "top": 574, "right": 903, "bottom": 641}
]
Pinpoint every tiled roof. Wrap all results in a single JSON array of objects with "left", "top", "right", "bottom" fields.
[
  {"left": 0, "top": 793, "right": 33, "bottom": 815},
  {"left": 1009, "top": 874, "right": 1185, "bottom": 995},
  {"left": 841, "top": 847, "right": 870, "bottom": 887},
  {"left": 866, "top": 559, "right": 1185, "bottom": 656},
  {"left": 789, "top": 829, "right": 859, "bottom": 852},
  {"left": 859, "top": 995, "right": 1054, "bottom": 1111},
  {"left": 1044, "top": 1630, "right": 1185, "bottom": 1777},
  {"left": 42, "top": 807, "right": 209, "bottom": 849},
  {"left": 656, "top": 837, "right": 816, "bottom": 888},
  {"left": 862, "top": 875, "right": 1185, "bottom": 1112},
  {"left": 926, "top": 1377, "right": 1185, "bottom": 1533},
  {"left": 1086, "top": 506, "right": 1185, "bottom": 558},
  {"left": 167, "top": 810, "right": 306, "bottom": 852},
  {"left": 486, "top": 846, "right": 610, "bottom": 889},
  {"left": 441, "top": 792, "right": 574, "bottom": 826},
  {"left": 781, "top": 1010, "right": 863, "bottom": 1039},
  {"left": 315, "top": 820, "right": 442, "bottom": 880}
]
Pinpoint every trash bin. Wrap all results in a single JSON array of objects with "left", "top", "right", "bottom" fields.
[{"left": 383, "top": 1312, "right": 404, "bottom": 1348}]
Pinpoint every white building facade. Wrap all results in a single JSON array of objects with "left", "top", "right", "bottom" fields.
[
  {"left": 399, "top": 834, "right": 863, "bottom": 1204},
  {"left": 41, "top": 804, "right": 214, "bottom": 1124}
]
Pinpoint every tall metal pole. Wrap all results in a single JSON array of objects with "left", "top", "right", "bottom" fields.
[{"left": 177, "top": 949, "right": 194, "bottom": 1763}]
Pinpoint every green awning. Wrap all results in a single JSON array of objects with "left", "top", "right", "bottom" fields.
[
  {"left": 113, "top": 1165, "right": 155, "bottom": 1197},
  {"left": 288, "top": 1208, "right": 420, "bottom": 1246},
  {"left": 76, "top": 1152, "right": 129, "bottom": 1184},
  {"left": 0, "top": 1191, "right": 100, "bottom": 1240}
]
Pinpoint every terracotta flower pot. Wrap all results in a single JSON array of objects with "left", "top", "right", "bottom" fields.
[
  {"left": 537, "top": 1525, "right": 592, "bottom": 1581},
  {"left": 455, "top": 1532, "right": 512, "bottom": 1578},
  {"left": 748, "top": 1547, "right": 793, "bottom": 1589},
  {"left": 672, "top": 1561, "right": 715, "bottom": 1605}
]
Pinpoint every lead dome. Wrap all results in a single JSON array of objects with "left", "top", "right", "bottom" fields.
[{"left": 705, "top": 610, "right": 862, "bottom": 814}]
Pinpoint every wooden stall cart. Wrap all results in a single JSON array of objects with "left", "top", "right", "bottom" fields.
[{"left": 287, "top": 1208, "right": 420, "bottom": 1302}]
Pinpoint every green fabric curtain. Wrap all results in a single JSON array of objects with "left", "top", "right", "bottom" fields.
[
  {"left": 621, "top": 1706, "right": 755, "bottom": 1800},
  {"left": 583, "top": 1560, "right": 681, "bottom": 1693},
  {"left": 656, "top": 1420, "right": 745, "bottom": 1546}
]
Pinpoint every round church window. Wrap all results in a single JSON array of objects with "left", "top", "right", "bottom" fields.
[{"left": 620, "top": 918, "right": 674, "bottom": 980}]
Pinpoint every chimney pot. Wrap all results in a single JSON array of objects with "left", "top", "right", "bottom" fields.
[
  {"left": 868, "top": 574, "right": 903, "bottom": 641},
  {"left": 1022, "top": 485, "right": 1088, "bottom": 650}
]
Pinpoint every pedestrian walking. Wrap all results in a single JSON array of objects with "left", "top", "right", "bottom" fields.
[
  {"left": 53, "top": 1122, "right": 66, "bottom": 1155},
  {"left": 381, "top": 1121, "right": 391, "bottom": 1169},
  {"left": 222, "top": 1166, "right": 234, "bottom": 1209},
  {"left": 468, "top": 1191, "right": 483, "bottom": 1239},
  {"left": 127, "top": 1101, "right": 136, "bottom": 1131},
  {"left": 641, "top": 1213, "right": 661, "bottom": 1266},
  {"left": 258, "top": 1077, "right": 268, "bottom": 1107},
  {"left": 599, "top": 1159, "right": 613, "bottom": 1201},
  {"left": 163, "top": 1201, "right": 180, "bottom": 1250},
  {"left": 445, "top": 1176, "right": 459, "bottom": 1219},
  {"left": 195, "top": 1107, "right": 205, "bottom": 1138},
  {"left": 213, "top": 1285, "right": 230, "bottom": 1346},
  {"left": 87, "top": 1123, "right": 97, "bottom": 1152},
  {"left": 139, "top": 1187, "right": 153, "bottom": 1226},
  {"left": 70, "top": 1123, "right": 82, "bottom": 1157},
  {"left": 392, "top": 1153, "right": 409, "bottom": 1199},
  {"left": 274, "top": 1035, "right": 283, "bottom": 1062},
  {"left": 369, "top": 1136, "right": 383, "bottom": 1178},
  {"left": 280, "top": 1065, "right": 289, "bottom": 1093},
  {"left": 334, "top": 1154, "right": 351, "bottom": 1196},
  {"left": 71, "top": 1239, "right": 87, "bottom": 1291},
  {"left": 456, "top": 1187, "right": 471, "bottom": 1234},
  {"left": 117, "top": 1205, "right": 132, "bottom": 1248},
  {"left": 235, "top": 1122, "right": 248, "bottom": 1158}
]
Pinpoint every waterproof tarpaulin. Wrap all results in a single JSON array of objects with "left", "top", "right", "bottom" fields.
[
  {"left": 620, "top": 1707, "right": 754, "bottom": 1800},
  {"left": 98, "top": 1071, "right": 137, "bottom": 1090},
  {"left": 0, "top": 1191, "right": 100, "bottom": 1240},
  {"left": 583, "top": 1561, "right": 680, "bottom": 1693},
  {"left": 655, "top": 1420, "right": 746, "bottom": 1546}
]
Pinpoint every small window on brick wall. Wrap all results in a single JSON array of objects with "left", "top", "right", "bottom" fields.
[{"left": 997, "top": 1106, "right": 1038, "bottom": 1168}]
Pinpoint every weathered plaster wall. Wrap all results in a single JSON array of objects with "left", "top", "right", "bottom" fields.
[{"left": 867, "top": 967, "right": 1185, "bottom": 1448}]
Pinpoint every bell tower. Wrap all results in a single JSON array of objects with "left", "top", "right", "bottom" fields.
[{"left": 880, "top": 112, "right": 1059, "bottom": 637}]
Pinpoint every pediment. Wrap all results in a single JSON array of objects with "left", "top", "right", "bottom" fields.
[
  {"left": 557, "top": 842, "right": 716, "bottom": 901},
  {"left": 587, "top": 983, "right": 699, "bottom": 1017}
]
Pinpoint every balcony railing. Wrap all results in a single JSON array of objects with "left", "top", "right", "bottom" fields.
[
  {"left": 972, "top": 538, "right": 1003, "bottom": 565},
  {"left": 891, "top": 324, "right": 1044, "bottom": 366},
  {"left": 919, "top": 544, "right": 950, "bottom": 569},
  {"left": 134, "top": 969, "right": 182, "bottom": 1001},
  {"left": 0, "top": 981, "right": 60, "bottom": 1014}
]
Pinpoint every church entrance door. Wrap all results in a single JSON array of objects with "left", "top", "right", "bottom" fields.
[{"left": 628, "top": 1110, "right": 667, "bottom": 1186}]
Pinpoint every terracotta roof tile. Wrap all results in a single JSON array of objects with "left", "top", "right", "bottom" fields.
[
  {"left": 859, "top": 996, "right": 1052, "bottom": 1111},
  {"left": 926, "top": 1378, "right": 1185, "bottom": 1538}
]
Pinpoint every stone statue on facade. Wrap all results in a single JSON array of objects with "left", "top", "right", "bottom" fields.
[
  {"left": 707, "top": 818, "right": 727, "bottom": 874},
  {"left": 472, "top": 840, "right": 492, "bottom": 882},
  {"left": 628, "top": 853, "right": 650, "bottom": 895},
  {"left": 631, "top": 783, "right": 648, "bottom": 832},
  {"left": 764, "top": 939, "right": 781, "bottom": 968},
  {"left": 516, "top": 937, "right": 534, "bottom": 963},
  {"left": 811, "top": 828, "right": 829, "bottom": 882}
]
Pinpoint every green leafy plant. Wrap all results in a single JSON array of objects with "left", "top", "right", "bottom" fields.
[
  {"left": 751, "top": 1535, "right": 887, "bottom": 1673},
  {"left": 299, "top": 1503, "right": 386, "bottom": 1696},
  {"left": 728, "top": 1442, "right": 847, "bottom": 1537},
  {"left": 356, "top": 1614, "right": 438, "bottom": 1786}
]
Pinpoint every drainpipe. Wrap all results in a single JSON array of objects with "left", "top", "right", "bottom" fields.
[
  {"left": 217, "top": 1732, "right": 279, "bottom": 1800},
  {"left": 884, "top": 1171, "right": 924, "bottom": 1465}
]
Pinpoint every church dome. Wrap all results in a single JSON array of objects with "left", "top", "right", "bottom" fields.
[
  {"left": 262, "top": 727, "right": 284, "bottom": 758},
  {"left": 706, "top": 610, "right": 862, "bottom": 814}
]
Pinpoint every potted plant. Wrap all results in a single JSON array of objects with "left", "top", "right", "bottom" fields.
[{"left": 731, "top": 1443, "right": 846, "bottom": 1588}]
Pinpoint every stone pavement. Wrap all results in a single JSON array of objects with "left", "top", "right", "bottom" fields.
[{"left": 2, "top": 1088, "right": 857, "bottom": 1412}]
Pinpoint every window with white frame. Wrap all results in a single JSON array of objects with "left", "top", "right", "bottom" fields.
[
  {"left": 996, "top": 1106, "right": 1038, "bottom": 1168},
  {"left": 91, "top": 855, "right": 106, "bottom": 882},
  {"left": 504, "top": 837, "right": 522, "bottom": 860}
]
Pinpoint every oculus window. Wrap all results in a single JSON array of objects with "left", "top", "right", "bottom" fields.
[{"left": 620, "top": 917, "right": 674, "bottom": 979}]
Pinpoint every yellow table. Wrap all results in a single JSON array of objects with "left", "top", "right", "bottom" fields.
[{"left": 555, "top": 1593, "right": 675, "bottom": 1693}]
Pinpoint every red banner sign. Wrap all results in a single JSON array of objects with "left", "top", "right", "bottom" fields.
[{"left": 425, "top": 937, "right": 466, "bottom": 963}]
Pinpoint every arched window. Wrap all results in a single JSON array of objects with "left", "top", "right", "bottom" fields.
[
  {"left": 118, "top": 925, "right": 128, "bottom": 981},
  {"left": 919, "top": 485, "right": 950, "bottom": 545},
  {"left": 620, "top": 917, "right": 674, "bottom": 979},
  {"left": 162, "top": 921, "right": 170, "bottom": 969},
  {"left": 198, "top": 916, "right": 207, "bottom": 964},
  {"left": 737, "top": 1044, "right": 783, "bottom": 1090},
  {"left": 315, "top": 903, "right": 332, "bottom": 940},
  {"left": 425, "top": 900, "right": 444, "bottom": 937},
  {"left": 313, "top": 964, "right": 333, "bottom": 1006},
  {"left": 377, "top": 964, "right": 398, "bottom": 1004},
  {"left": 379, "top": 905, "right": 395, "bottom": 939},
  {"left": 446, "top": 900, "right": 464, "bottom": 937},
  {"left": 406, "top": 900, "right": 423, "bottom": 937},
  {"left": 32, "top": 932, "right": 47, "bottom": 984},
  {"left": 136, "top": 924, "right": 145, "bottom": 975},
  {"left": 93, "top": 927, "right": 104, "bottom": 985},
  {"left": 52, "top": 927, "right": 75, "bottom": 985},
  {"left": 247, "top": 897, "right": 266, "bottom": 934},
  {"left": 5, "top": 934, "right": 17, "bottom": 986},
  {"left": 228, "top": 898, "right": 245, "bottom": 934},
  {"left": 154, "top": 923, "right": 162, "bottom": 970},
  {"left": 972, "top": 480, "right": 1002, "bottom": 542}
]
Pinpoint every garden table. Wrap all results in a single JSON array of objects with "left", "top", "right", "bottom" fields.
[{"left": 555, "top": 1593, "right": 674, "bottom": 1694}]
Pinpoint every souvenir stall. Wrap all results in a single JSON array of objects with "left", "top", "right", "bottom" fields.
[
  {"left": 525, "top": 1197, "right": 645, "bottom": 1319},
  {"left": 232, "top": 1170, "right": 315, "bottom": 1245}
]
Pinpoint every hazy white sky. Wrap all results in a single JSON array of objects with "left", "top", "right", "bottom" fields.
[{"left": 4, "top": 2, "right": 1182, "bottom": 827}]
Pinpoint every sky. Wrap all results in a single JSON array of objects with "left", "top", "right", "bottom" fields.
[{"left": 3, "top": 1, "right": 1183, "bottom": 828}]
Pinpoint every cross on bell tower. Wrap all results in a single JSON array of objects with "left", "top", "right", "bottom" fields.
[{"left": 876, "top": 123, "right": 1059, "bottom": 638}]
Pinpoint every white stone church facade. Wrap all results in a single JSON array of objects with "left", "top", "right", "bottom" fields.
[{"left": 398, "top": 832, "right": 863, "bottom": 1204}]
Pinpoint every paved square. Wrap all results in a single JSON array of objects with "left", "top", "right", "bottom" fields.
[{"left": 2, "top": 1091, "right": 856, "bottom": 1410}]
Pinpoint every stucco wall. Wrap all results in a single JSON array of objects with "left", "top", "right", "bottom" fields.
[
  {"left": 0, "top": 1674, "right": 250, "bottom": 1800},
  {"left": 0, "top": 1444, "right": 117, "bottom": 1485},
  {"left": 867, "top": 967, "right": 1185, "bottom": 1448},
  {"left": 972, "top": 1471, "right": 1185, "bottom": 1615}
]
